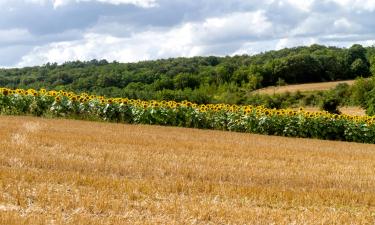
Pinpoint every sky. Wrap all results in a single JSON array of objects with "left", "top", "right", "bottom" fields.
[{"left": 1, "top": 0, "right": 375, "bottom": 68}]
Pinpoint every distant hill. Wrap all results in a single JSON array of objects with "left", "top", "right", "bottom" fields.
[{"left": 0, "top": 44, "right": 374, "bottom": 104}]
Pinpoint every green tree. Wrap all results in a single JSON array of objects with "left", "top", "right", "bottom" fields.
[
  {"left": 364, "top": 87, "right": 375, "bottom": 116},
  {"left": 346, "top": 44, "right": 371, "bottom": 78},
  {"left": 350, "top": 77, "right": 375, "bottom": 106},
  {"left": 370, "top": 56, "right": 375, "bottom": 75},
  {"left": 347, "top": 44, "right": 368, "bottom": 65},
  {"left": 215, "top": 63, "right": 235, "bottom": 84},
  {"left": 351, "top": 58, "right": 370, "bottom": 77},
  {"left": 274, "top": 54, "right": 322, "bottom": 83},
  {"left": 173, "top": 73, "right": 200, "bottom": 90}
]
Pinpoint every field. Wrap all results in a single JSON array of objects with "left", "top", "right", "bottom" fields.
[
  {"left": 1, "top": 116, "right": 375, "bottom": 224},
  {"left": 301, "top": 106, "right": 366, "bottom": 116},
  {"left": 254, "top": 80, "right": 356, "bottom": 94},
  {"left": 2, "top": 87, "right": 375, "bottom": 144}
]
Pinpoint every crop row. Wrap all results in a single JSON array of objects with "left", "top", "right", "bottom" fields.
[{"left": 1, "top": 87, "right": 375, "bottom": 144}]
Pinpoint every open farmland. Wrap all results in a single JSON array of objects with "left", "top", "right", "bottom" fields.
[
  {"left": 1, "top": 116, "right": 375, "bottom": 224},
  {"left": 2, "top": 87, "right": 375, "bottom": 144},
  {"left": 299, "top": 106, "right": 366, "bottom": 116},
  {"left": 254, "top": 80, "right": 356, "bottom": 94}
]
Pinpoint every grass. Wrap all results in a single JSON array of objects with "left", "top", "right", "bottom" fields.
[
  {"left": 254, "top": 80, "right": 356, "bottom": 94},
  {"left": 1, "top": 115, "right": 375, "bottom": 224}
]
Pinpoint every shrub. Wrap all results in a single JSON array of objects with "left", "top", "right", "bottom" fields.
[{"left": 321, "top": 97, "right": 341, "bottom": 114}]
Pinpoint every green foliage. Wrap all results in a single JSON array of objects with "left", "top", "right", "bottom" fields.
[
  {"left": 275, "top": 78, "right": 286, "bottom": 87},
  {"left": 351, "top": 58, "right": 370, "bottom": 77},
  {"left": 173, "top": 73, "right": 200, "bottom": 90},
  {"left": 370, "top": 56, "right": 375, "bottom": 75},
  {"left": 302, "top": 92, "right": 322, "bottom": 106},
  {"left": 350, "top": 77, "right": 375, "bottom": 107},
  {"left": 0, "top": 44, "right": 374, "bottom": 107},
  {"left": 215, "top": 82, "right": 243, "bottom": 104},
  {"left": 365, "top": 89, "right": 375, "bottom": 116},
  {"left": 347, "top": 44, "right": 369, "bottom": 66},
  {"left": 273, "top": 54, "right": 323, "bottom": 84},
  {"left": 361, "top": 80, "right": 375, "bottom": 116}
]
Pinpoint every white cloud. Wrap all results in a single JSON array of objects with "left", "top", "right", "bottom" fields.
[
  {"left": 17, "top": 10, "right": 273, "bottom": 66},
  {"left": 2, "top": 0, "right": 375, "bottom": 67},
  {"left": 284, "top": 0, "right": 315, "bottom": 12},
  {"left": 17, "top": 30, "right": 200, "bottom": 67},
  {"left": 24, "top": 0, "right": 157, "bottom": 8},
  {"left": 275, "top": 37, "right": 317, "bottom": 50},
  {"left": 199, "top": 11, "right": 273, "bottom": 42},
  {"left": 330, "top": 0, "right": 375, "bottom": 11},
  {"left": 231, "top": 40, "right": 279, "bottom": 55},
  {"left": 333, "top": 18, "right": 360, "bottom": 32},
  {"left": 290, "top": 15, "right": 328, "bottom": 36}
]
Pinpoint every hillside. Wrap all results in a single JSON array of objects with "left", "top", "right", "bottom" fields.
[
  {"left": 1, "top": 116, "right": 375, "bottom": 224},
  {"left": 0, "top": 44, "right": 374, "bottom": 105}
]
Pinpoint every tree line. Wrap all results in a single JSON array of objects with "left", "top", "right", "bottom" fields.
[{"left": 0, "top": 44, "right": 374, "bottom": 104}]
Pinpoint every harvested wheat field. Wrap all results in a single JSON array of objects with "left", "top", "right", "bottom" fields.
[
  {"left": 1, "top": 116, "right": 375, "bottom": 224},
  {"left": 254, "top": 80, "right": 356, "bottom": 94},
  {"left": 298, "top": 106, "right": 366, "bottom": 116}
]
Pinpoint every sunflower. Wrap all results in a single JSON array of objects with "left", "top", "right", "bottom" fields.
[
  {"left": 2, "top": 89, "right": 9, "bottom": 96},
  {"left": 288, "top": 111, "right": 296, "bottom": 116},
  {"left": 244, "top": 108, "right": 252, "bottom": 114}
]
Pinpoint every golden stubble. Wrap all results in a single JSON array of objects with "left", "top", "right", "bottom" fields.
[
  {"left": 253, "top": 80, "right": 356, "bottom": 95},
  {"left": 296, "top": 106, "right": 366, "bottom": 116},
  {"left": 0, "top": 116, "right": 375, "bottom": 224}
]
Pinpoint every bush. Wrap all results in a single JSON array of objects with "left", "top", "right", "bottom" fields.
[
  {"left": 365, "top": 88, "right": 375, "bottom": 116},
  {"left": 321, "top": 97, "right": 341, "bottom": 114}
]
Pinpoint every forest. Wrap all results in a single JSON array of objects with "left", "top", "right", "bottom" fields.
[{"left": 1, "top": 44, "right": 375, "bottom": 109}]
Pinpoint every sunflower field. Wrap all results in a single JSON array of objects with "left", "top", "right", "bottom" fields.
[{"left": 1, "top": 87, "right": 375, "bottom": 144}]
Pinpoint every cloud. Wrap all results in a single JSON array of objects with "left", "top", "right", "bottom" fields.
[
  {"left": 329, "top": 0, "right": 375, "bottom": 12},
  {"left": 0, "top": 45, "right": 34, "bottom": 67},
  {"left": 0, "top": 29, "right": 33, "bottom": 45},
  {"left": 2, "top": 0, "right": 375, "bottom": 67},
  {"left": 283, "top": 0, "right": 315, "bottom": 12},
  {"left": 17, "top": 11, "right": 273, "bottom": 66},
  {"left": 24, "top": 0, "right": 157, "bottom": 8},
  {"left": 275, "top": 37, "right": 318, "bottom": 50}
]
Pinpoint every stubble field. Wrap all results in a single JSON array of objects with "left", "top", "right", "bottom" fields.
[
  {"left": 253, "top": 80, "right": 356, "bottom": 94},
  {"left": 1, "top": 116, "right": 375, "bottom": 224}
]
